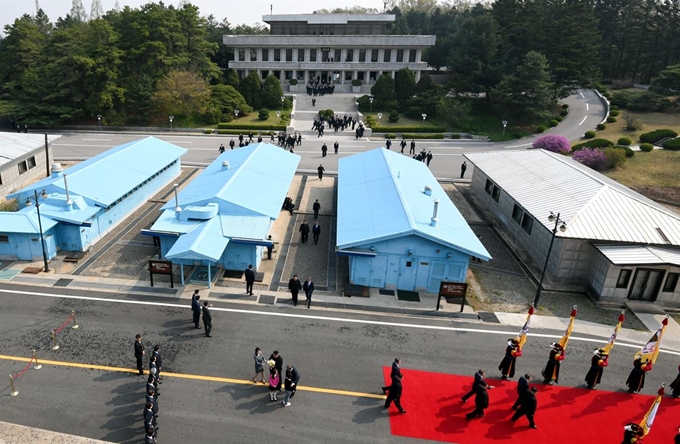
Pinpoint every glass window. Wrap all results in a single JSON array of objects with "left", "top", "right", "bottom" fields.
[
  {"left": 27, "top": 156, "right": 36, "bottom": 169},
  {"left": 346, "top": 49, "right": 354, "bottom": 62},
  {"left": 250, "top": 49, "right": 257, "bottom": 61},
  {"left": 297, "top": 49, "right": 304, "bottom": 62},
  {"left": 492, "top": 185, "right": 500, "bottom": 202},
  {"left": 371, "top": 49, "right": 378, "bottom": 62},
  {"left": 18, "top": 161, "right": 28, "bottom": 174},
  {"left": 521, "top": 214, "right": 533, "bottom": 234},
  {"left": 369, "top": 71, "right": 378, "bottom": 81},
  {"left": 357, "top": 71, "right": 365, "bottom": 81},
  {"left": 0, "top": 235, "right": 8, "bottom": 243},
  {"left": 663, "top": 273, "right": 679, "bottom": 292},
  {"left": 296, "top": 71, "right": 304, "bottom": 81},
  {"left": 512, "top": 204, "right": 523, "bottom": 224},
  {"left": 274, "top": 49, "right": 281, "bottom": 61},
  {"left": 334, "top": 49, "right": 341, "bottom": 62},
  {"left": 396, "top": 49, "right": 404, "bottom": 62},
  {"left": 617, "top": 269, "right": 632, "bottom": 288},
  {"left": 286, "top": 49, "right": 292, "bottom": 62},
  {"left": 238, "top": 49, "right": 245, "bottom": 61},
  {"left": 485, "top": 179, "right": 493, "bottom": 195},
  {"left": 409, "top": 50, "right": 416, "bottom": 63},
  {"left": 345, "top": 72, "right": 352, "bottom": 81},
  {"left": 384, "top": 49, "right": 391, "bottom": 62},
  {"left": 285, "top": 71, "right": 293, "bottom": 80},
  {"left": 310, "top": 49, "right": 316, "bottom": 62},
  {"left": 262, "top": 49, "right": 269, "bottom": 62},
  {"left": 359, "top": 49, "right": 366, "bottom": 62},
  {"left": 261, "top": 70, "right": 268, "bottom": 80}
]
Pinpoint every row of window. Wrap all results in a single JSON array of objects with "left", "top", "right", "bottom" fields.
[
  {"left": 485, "top": 178, "right": 534, "bottom": 235},
  {"left": 249, "top": 70, "right": 387, "bottom": 83},
  {"left": 18, "top": 156, "right": 37, "bottom": 175},
  {"left": 237, "top": 48, "right": 416, "bottom": 63},
  {"left": 617, "top": 269, "right": 679, "bottom": 293}
]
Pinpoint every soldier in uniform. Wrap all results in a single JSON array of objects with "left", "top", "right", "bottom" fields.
[
  {"left": 542, "top": 343, "right": 565, "bottom": 385},
  {"left": 626, "top": 357, "right": 651, "bottom": 394},
  {"left": 585, "top": 348, "right": 608, "bottom": 389},
  {"left": 499, "top": 339, "right": 522, "bottom": 380},
  {"left": 621, "top": 423, "right": 644, "bottom": 444}
]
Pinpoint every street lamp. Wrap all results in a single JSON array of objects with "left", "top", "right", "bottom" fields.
[
  {"left": 369, "top": 96, "right": 374, "bottom": 113},
  {"left": 533, "top": 212, "right": 567, "bottom": 308},
  {"left": 169, "top": 116, "right": 174, "bottom": 133},
  {"left": 502, "top": 120, "right": 508, "bottom": 135},
  {"left": 422, "top": 113, "right": 427, "bottom": 122},
  {"left": 234, "top": 109, "right": 240, "bottom": 119},
  {"left": 276, "top": 110, "right": 281, "bottom": 120},
  {"left": 97, "top": 114, "right": 102, "bottom": 131},
  {"left": 377, "top": 112, "right": 382, "bottom": 125},
  {"left": 24, "top": 189, "right": 50, "bottom": 273},
  {"left": 281, "top": 96, "right": 285, "bottom": 112}
]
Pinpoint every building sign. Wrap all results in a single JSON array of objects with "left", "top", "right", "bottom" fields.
[
  {"left": 321, "top": 47, "right": 331, "bottom": 51},
  {"left": 149, "top": 260, "right": 174, "bottom": 288},
  {"left": 437, "top": 281, "right": 468, "bottom": 312}
]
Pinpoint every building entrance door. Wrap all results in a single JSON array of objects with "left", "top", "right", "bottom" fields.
[
  {"left": 628, "top": 268, "right": 664, "bottom": 302},
  {"left": 397, "top": 257, "right": 418, "bottom": 291},
  {"left": 321, "top": 72, "right": 328, "bottom": 83}
]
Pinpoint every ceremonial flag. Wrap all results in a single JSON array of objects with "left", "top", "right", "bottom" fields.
[
  {"left": 557, "top": 305, "right": 577, "bottom": 351},
  {"left": 514, "top": 305, "right": 534, "bottom": 349},
  {"left": 635, "top": 316, "right": 669, "bottom": 365},
  {"left": 602, "top": 311, "right": 625, "bottom": 355},
  {"left": 639, "top": 385, "right": 665, "bottom": 436}
]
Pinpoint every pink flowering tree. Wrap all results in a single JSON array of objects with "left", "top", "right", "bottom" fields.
[
  {"left": 532, "top": 134, "right": 571, "bottom": 154},
  {"left": 572, "top": 148, "right": 608, "bottom": 171}
]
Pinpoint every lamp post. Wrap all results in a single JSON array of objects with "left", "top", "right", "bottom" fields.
[
  {"left": 276, "top": 110, "right": 281, "bottom": 122},
  {"left": 169, "top": 115, "right": 174, "bottom": 133},
  {"left": 281, "top": 96, "right": 285, "bottom": 112},
  {"left": 422, "top": 113, "right": 427, "bottom": 122},
  {"left": 97, "top": 114, "right": 102, "bottom": 131},
  {"left": 533, "top": 212, "right": 567, "bottom": 308},
  {"left": 369, "top": 96, "right": 374, "bottom": 113},
  {"left": 377, "top": 112, "right": 382, "bottom": 125},
  {"left": 24, "top": 189, "right": 50, "bottom": 273},
  {"left": 234, "top": 109, "right": 240, "bottom": 119},
  {"left": 502, "top": 120, "right": 508, "bottom": 135}
]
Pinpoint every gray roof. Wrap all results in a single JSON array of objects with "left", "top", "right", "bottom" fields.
[
  {"left": 263, "top": 14, "right": 395, "bottom": 24},
  {"left": 464, "top": 150, "right": 680, "bottom": 246},
  {"left": 0, "top": 133, "right": 60, "bottom": 168},
  {"left": 594, "top": 244, "right": 680, "bottom": 267}
]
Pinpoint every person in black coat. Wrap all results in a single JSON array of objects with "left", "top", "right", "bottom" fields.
[
  {"left": 191, "top": 292, "right": 201, "bottom": 329},
  {"left": 312, "top": 199, "right": 321, "bottom": 219},
  {"left": 303, "top": 277, "right": 314, "bottom": 309},
  {"left": 152, "top": 345, "right": 163, "bottom": 380},
  {"left": 146, "top": 388, "right": 159, "bottom": 417},
  {"left": 621, "top": 423, "right": 644, "bottom": 444},
  {"left": 288, "top": 275, "right": 302, "bottom": 306},
  {"left": 511, "top": 373, "right": 532, "bottom": 410},
  {"left": 585, "top": 348, "right": 608, "bottom": 389},
  {"left": 134, "top": 334, "right": 146, "bottom": 375},
  {"left": 299, "top": 221, "right": 310, "bottom": 243},
  {"left": 317, "top": 164, "right": 325, "bottom": 180},
  {"left": 462, "top": 369, "right": 486, "bottom": 403},
  {"left": 670, "top": 365, "right": 680, "bottom": 397},
  {"left": 269, "top": 350, "right": 283, "bottom": 391},
  {"left": 385, "top": 139, "right": 392, "bottom": 150},
  {"left": 312, "top": 222, "right": 321, "bottom": 244},
  {"left": 384, "top": 366, "right": 406, "bottom": 414},
  {"left": 511, "top": 386, "right": 538, "bottom": 428},
  {"left": 245, "top": 264, "right": 255, "bottom": 295},
  {"left": 284, "top": 364, "right": 301, "bottom": 404},
  {"left": 465, "top": 381, "right": 489, "bottom": 420},
  {"left": 382, "top": 358, "right": 403, "bottom": 394},
  {"left": 542, "top": 343, "right": 565, "bottom": 385},
  {"left": 202, "top": 301, "right": 212, "bottom": 337},
  {"left": 626, "top": 357, "right": 651, "bottom": 393},
  {"left": 499, "top": 339, "right": 521, "bottom": 380}
]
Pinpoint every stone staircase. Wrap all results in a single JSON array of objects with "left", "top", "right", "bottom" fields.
[{"left": 292, "top": 93, "right": 359, "bottom": 123}]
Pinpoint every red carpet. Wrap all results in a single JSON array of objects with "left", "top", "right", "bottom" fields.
[{"left": 384, "top": 367, "right": 680, "bottom": 443}]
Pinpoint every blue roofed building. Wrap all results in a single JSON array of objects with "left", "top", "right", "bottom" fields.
[
  {"left": 337, "top": 148, "right": 490, "bottom": 293},
  {"left": 143, "top": 143, "right": 300, "bottom": 286},
  {"left": 0, "top": 137, "right": 186, "bottom": 261}
]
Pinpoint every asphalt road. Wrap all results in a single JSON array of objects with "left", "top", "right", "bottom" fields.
[
  {"left": 0, "top": 284, "right": 675, "bottom": 444},
  {"left": 49, "top": 90, "right": 606, "bottom": 180}
]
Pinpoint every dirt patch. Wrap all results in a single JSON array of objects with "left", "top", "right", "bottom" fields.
[{"left": 630, "top": 186, "right": 680, "bottom": 209}]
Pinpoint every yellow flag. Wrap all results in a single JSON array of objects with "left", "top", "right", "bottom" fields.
[
  {"left": 602, "top": 312, "right": 625, "bottom": 355},
  {"left": 515, "top": 305, "right": 534, "bottom": 349},
  {"left": 639, "top": 385, "right": 665, "bottom": 436},
  {"left": 557, "top": 305, "right": 577, "bottom": 351},
  {"left": 634, "top": 316, "right": 669, "bottom": 365}
]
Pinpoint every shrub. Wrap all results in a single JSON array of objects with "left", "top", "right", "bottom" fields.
[
  {"left": 562, "top": 104, "right": 569, "bottom": 109},
  {"left": 606, "top": 116, "right": 617, "bottom": 123},
  {"left": 560, "top": 109, "right": 569, "bottom": 117},
  {"left": 258, "top": 109, "right": 270, "bottom": 120},
  {"left": 662, "top": 138, "right": 680, "bottom": 150},
  {"left": 217, "top": 123, "right": 286, "bottom": 130},
  {"left": 639, "top": 143, "right": 654, "bottom": 152},
  {"left": 401, "top": 133, "right": 445, "bottom": 139},
  {"left": 532, "top": 134, "right": 571, "bottom": 154},
  {"left": 451, "top": 133, "right": 461, "bottom": 139},
  {"left": 572, "top": 148, "right": 608, "bottom": 171},
  {"left": 289, "top": 78, "right": 298, "bottom": 85},
  {"left": 536, "top": 125, "right": 547, "bottom": 133},
  {"left": 388, "top": 110, "right": 400, "bottom": 123},
  {"left": 622, "top": 146, "right": 635, "bottom": 157},
  {"left": 623, "top": 114, "right": 643, "bottom": 131},
  {"left": 604, "top": 146, "right": 627, "bottom": 168},
  {"left": 617, "top": 137, "right": 632, "bottom": 146},
  {"left": 385, "top": 134, "right": 396, "bottom": 139},
  {"left": 609, "top": 110, "right": 620, "bottom": 117},
  {"left": 555, "top": 116, "right": 563, "bottom": 122},
  {"left": 597, "top": 123, "right": 606, "bottom": 130},
  {"left": 572, "top": 138, "right": 615, "bottom": 151},
  {"left": 610, "top": 105, "right": 619, "bottom": 111},
  {"left": 640, "top": 129, "right": 678, "bottom": 144},
  {"left": 352, "top": 79, "right": 362, "bottom": 87},
  {"left": 611, "top": 89, "right": 662, "bottom": 111},
  {"left": 584, "top": 130, "right": 596, "bottom": 139},
  {"left": 549, "top": 120, "right": 559, "bottom": 127}
]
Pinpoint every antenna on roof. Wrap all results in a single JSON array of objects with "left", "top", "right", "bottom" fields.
[{"left": 270, "top": 4, "right": 273, "bottom": 15}]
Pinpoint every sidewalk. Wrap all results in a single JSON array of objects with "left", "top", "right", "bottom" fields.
[{"left": 0, "top": 421, "right": 114, "bottom": 444}]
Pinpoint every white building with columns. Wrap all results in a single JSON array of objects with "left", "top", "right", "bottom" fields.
[{"left": 223, "top": 14, "right": 436, "bottom": 91}]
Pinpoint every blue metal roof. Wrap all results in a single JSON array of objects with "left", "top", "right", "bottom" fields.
[
  {"left": 337, "top": 148, "right": 490, "bottom": 260},
  {"left": 0, "top": 207, "right": 58, "bottom": 234},
  {"left": 165, "top": 217, "right": 230, "bottom": 262},
  {"left": 161, "top": 143, "right": 300, "bottom": 219},
  {"left": 9, "top": 137, "right": 186, "bottom": 206}
]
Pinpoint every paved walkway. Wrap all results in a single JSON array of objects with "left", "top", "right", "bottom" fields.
[{"left": 0, "top": 421, "right": 114, "bottom": 444}]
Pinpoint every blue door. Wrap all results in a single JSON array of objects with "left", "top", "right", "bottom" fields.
[
  {"left": 397, "top": 257, "right": 418, "bottom": 291},
  {"left": 368, "top": 255, "right": 388, "bottom": 288}
]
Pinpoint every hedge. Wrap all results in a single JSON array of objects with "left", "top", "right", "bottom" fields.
[
  {"left": 584, "top": 130, "right": 596, "bottom": 139},
  {"left": 451, "top": 133, "right": 461, "bottom": 139},
  {"left": 402, "top": 133, "right": 445, "bottom": 139},
  {"left": 617, "top": 137, "right": 632, "bottom": 146},
  {"left": 662, "top": 138, "right": 680, "bottom": 150},
  {"left": 639, "top": 143, "right": 654, "bottom": 152},
  {"left": 572, "top": 138, "right": 614, "bottom": 151},
  {"left": 555, "top": 116, "right": 563, "bottom": 122},
  {"left": 371, "top": 125, "right": 446, "bottom": 133},
  {"left": 204, "top": 129, "right": 213, "bottom": 134},
  {"left": 640, "top": 129, "right": 678, "bottom": 144},
  {"left": 609, "top": 110, "right": 620, "bottom": 117},
  {"left": 560, "top": 110, "right": 569, "bottom": 117},
  {"left": 536, "top": 125, "right": 547, "bottom": 133},
  {"left": 352, "top": 79, "right": 362, "bottom": 86},
  {"left": 610, "top": 105, "right": 619, "bottom": 111},
  {"left": 217, "top": 123, "right": 286, "bottom": 130},
  {"left": 549, "top": 120, "right": 559, "bottom": 127},
  {"left": 597, "top": 123, "right": 606, "bottom": 130},
  {"left": 606, "top": 116, "right": 617, "bottom": 123},
  {"left": 289, "top": 78, "right": 298, "bottom": 85}
]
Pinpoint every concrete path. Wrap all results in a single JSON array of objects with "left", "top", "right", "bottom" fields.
[{"left": 0, "top": 421, "right": 114, "bottom": 444}]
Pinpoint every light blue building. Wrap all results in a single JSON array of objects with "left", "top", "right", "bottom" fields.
[
  {"left": 0, "top": 137, "right": 186, "bottom": 261},
  {"left": 337, "top": 148, "right": 490, "bottom": 293},
  {"left": 143, "top": 143, "right": 300, "bottom": 286}
]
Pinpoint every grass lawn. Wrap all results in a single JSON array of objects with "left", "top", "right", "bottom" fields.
[
  {"left": 583, "top": 110, "right": 680, "bottom": 145},
  {"left": 603, "top": 149, "right": 680, "bottom": 188},
  {"left": 363, "top": 113, "right": 443, "bottom": 129},
  {"left": 219, "top": 112, "right": 290, "bottom": 128}
]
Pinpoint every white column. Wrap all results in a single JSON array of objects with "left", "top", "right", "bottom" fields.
[
  {"left": 390, "top": 49, "right": 396, "bottom": 63},
  {"left": 415, "top": 70, "right": 421, "bottom": 82},
  {"left": 257, "top": 48, "right": 262, "bottom": 62},
  {"left": 415, "top": 49, "right": 422, "bottom": 63},
  {"left": 304, "top": 48, "right": 310, "bottom": 62},
  {"left": 378, "top": 49, "right": 384, "bottom": 64},
  {"left": 403, "top": 49, "right": 410, "bottom": 64},
  {"left": 353, "top": 49, "right": 358, "bottom": 62}
]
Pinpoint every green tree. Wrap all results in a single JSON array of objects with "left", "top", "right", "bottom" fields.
[
  {"left": 210, "top": 84, "right": 252, "bottom": 118},
  {"left": 651, "top": 64, "right": 680, "bottom": 91},
  {"left": 260, "top": 74, "right": 284, "bottom": 109},
  {"left": 394, "top": 67, "right": 416, "bottom": 106},
  {"left": 152, "top": 70, "right": 211, "bottom": 119},
  {"left": 436, "top": 97, "right": 472, "bottom": 130},
  {"left": 239, "top": 71, "right": 262, "bottom": 109},
  {"left": 223, "top": 68, "right": 240, "bottom": 89},
  {"left": 370, "top": 74, "right": 396, "bottom": 110},
  {"left": 416, "top": 72, "right": 440, "bottom": 94}
]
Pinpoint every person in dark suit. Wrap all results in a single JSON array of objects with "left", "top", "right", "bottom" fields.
[
  {"left": 299, "top": 221, "right": 310, "bottom": 243},
  {"left": 312, "top": 199, "right": 321, "bottom": 219},
  {"left": 511, "top": 386, "right": 538, "bottom": 428},
  {"left": 384, "top": 364, "right": 406, "bottom": 414},
  {"left": 312, "top": 222, "right": 321, "bottom": 244},
  {"left": 334, "top": 141, "right": 339, "bottom": 154},
  {"left": 202, "top": 301, "right": 212, "bottom": 337},
  {"left": 134, "top": 334, "right": 145, "bottom": 375},
  {"left": 269, "top": 350, "right": 284, "bottom": 391},
  {"left": 303, "top": 277, "right": 314, "bottom": 309},
  {"left": 146, "top": 388, "right": 158, "bottom": 418},
  {"left": 462, "top": 369, "right": 486, "bottom": 403},
  {"left": 152, "top": 345, "right": 163, "bottom": 381},
  {"left": 144, "top": 402, "right": 157, "bottom": 431},
  {"left": 245, "top": 264, "right": 255, "bottom": 295},
  {"left": 382, "top": 358, "right": 403, "bottom": 394},
  {"left": 465, "top": 381, "right": 489, "bottom": 420},
  {"left": 191, "top": 292, "right": 201, "bottom": 328},
  {"left": 511, "top": 373, "right": 532, "bottom": 410},
  {"left": 288, "top": 275, "right": 302, "bottom": 306},
  {"left": 317, "top": 164, "right": 325, "bottom": 180}
]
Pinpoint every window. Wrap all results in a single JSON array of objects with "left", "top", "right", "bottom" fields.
[
  {"left": 0, "top": 235, "right": 8, "bottom": 243},
  {"left": 261, "top": 70, "right": 269, "bottom": 80},
  {"left": 285, "top": 71, "right": 293, "bottom": 80},
  {"left": 384, "top": 49, "right": 391, "bottom": 62},
  {"left": 18, "top": 161, "right": 28, "bottom": 174},
  {"left": 371, "top": 49, "right": 378, "bottom": 62},
  {"left": 297, "top": 49, "right": 304, "bottom": 62},
  {"left": 27, "top": 156, "right": 36, "bottom": 169},
  {"left": 250, "top": 49, "right": 257, "bottom": 61},
  {"left": 405, "top": 261, "right": 412, "bottom": 267},
  {"left": 262, "top": 49, "right": 269, "bottom": 62},
  {"left": 663, "top": 273, "right": 679, "bottom": 292},
  {"left": 617, "top": 269, "right": 632, "bottom": 288},
  {"left": 296, "top": 71, "right": 304, "bottom": 81},
  {"left": 396, "top": 49, "right": 404, "bottom": 62},
  {"left": 334, "top": 49, "right": 341, "bottom": 61},
  {"left": 491, "top": 185, "right": 500, "bottom": 202},
  {"left": 357, "top": 71, "right": 365, "bottom": 81},
  {"left": 521, "top": 214, "right": 533, "bottom": 234},
  {"left": 286, "top": 48, "right": 292, "bottom": 62},
  {"left": 274, "top": 49, "right": 281, "bottom": 61},
  {"left": 238, "top": 49, "right": 245, "bottom": 61},
  {"left": 345, "top": 72, "right": 352, "bottom": 81},
  {"left": 409, "top": 50, "right": 416, "bottom": 62},
  {"left": 346, "top": 49, "right": 354, "bottom": 62},
  {"left": 359, "top": 49, "right": 366, "bottom": 62},
  {"left": 309, "top": 49, "right": 316, "bottom": 62},
  {"left": 512, "top": 204, "right": 523, "bottom": 224},
  {"left": 369, "top": 71, "right": 378, "bottom": 81},
  {"left": 485, "top": 179, "right": 493, "bottom": 195}
]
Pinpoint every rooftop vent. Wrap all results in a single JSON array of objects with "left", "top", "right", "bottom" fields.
[
  {"left": 222, "top": 161, "right": 230, "bottom": 170},
  {"left": 656, "top": 227, "right": 671, "bottom": 244},
  {"left": 430, "top": 199, "right": 439, "bottom": 227},
  {"left": 424, "top": 185, "right": 432, "bottom": 196},
  {"left": 51, "top": 163, "right": 64, "bottom": 178}
]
